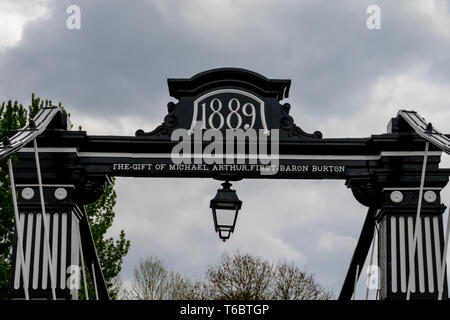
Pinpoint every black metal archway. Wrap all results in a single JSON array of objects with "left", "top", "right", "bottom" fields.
[{"left": 1, "top": 68, "right": 450, "bottom": 300}]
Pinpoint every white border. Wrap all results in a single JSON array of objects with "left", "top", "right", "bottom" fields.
[
  {"left": 190, "top": 89, "right": 268, "bottom": 133},
  {"left": 17, "top": 148, "right": 442, "bottom": 161}
]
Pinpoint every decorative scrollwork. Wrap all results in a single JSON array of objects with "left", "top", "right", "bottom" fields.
[
  {"left": 135, "top": 102, "right": 178, "bottom": 137},
  {"left": 280, "top": 103, "right": 322, "bottom": 140}
]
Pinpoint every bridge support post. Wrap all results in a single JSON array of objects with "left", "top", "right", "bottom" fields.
[
  {"left": 377, "top": 188, "right": 448, "bottom": 299},
  {"left": 9, "top": 185, "right": 81, "bottom": 300}
]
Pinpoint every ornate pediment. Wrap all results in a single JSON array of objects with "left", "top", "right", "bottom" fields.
[{"left": 136, "top": 68, "right": 322, "bottom": 141}]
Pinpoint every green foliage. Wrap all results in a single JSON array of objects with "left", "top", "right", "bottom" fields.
[
  {"left": 0, "top": 94, "right": 129, "bottom": 299},
  {"left": 83, "top": 177, "right": 130, "bottom": 299},
  {"left": 0, "top": 100, "right": 28, "bottom": 299},
  {"left": 0, "top": 100, "right": 27, "bottom": 136}
]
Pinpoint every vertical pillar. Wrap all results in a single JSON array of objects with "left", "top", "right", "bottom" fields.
[
  {"left": 9, "top": 185, "right": 81, "bottom": 300},
  {"left": 377, "top": 188, "right": 448, "bottom": 299}
]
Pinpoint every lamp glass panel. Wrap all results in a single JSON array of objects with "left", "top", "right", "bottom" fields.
[
  {"left": 219, "top": 229, "right": 231, "bottom": 240},
  {"left": 215, "top": 208, "right": 236, "bottom": 227}
]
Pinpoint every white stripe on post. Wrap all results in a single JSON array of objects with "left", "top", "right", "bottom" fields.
[
  {"left": 24, "top": 214, "right": 33, "bottom": 285},
  {"left": 52, "top": 214, "right": 59, "bottom": 291},
  {"left": 33, "top": 139, "right": 56, "bottom": 300},
  {"left": 406, "top": 141, "right": 429, "bottom": 300},
  {"left": 391, "top": 217, "right": 397, "bottom": 293},
  {"left": 399, "top": 217, "right": 407, "bottom": 292},
  {"left": 32, "top": 214, "right": 41, "bottom": 290},
  {"left": 438, "top": 209, "right": 450, "bottom": 300},
  {"left": 407, "top": 217, "right": 416, "bottom": 293},
  {"left": 424, "top": 217, "right": 434, "bottom": 293},
  {"left": 70, "top": 214, "right": 80, "bottom": 300},
  {"left": 433, "top": 217, "right": 442, "bottom": 294},
  {"left": 13, "top": 214, "right": 25, "bottom": 290},
  {"left": 8, "top": 158, "right": 29, "bottom": 300},
  {"left": 41, "top": 214, "right": 50, "bottom": 290},
  {"left": 417, "top": 219, "right": 425, "bottom": 293},
  {"left": 60, "top": 213, "right": 67, "bottom": 290}
]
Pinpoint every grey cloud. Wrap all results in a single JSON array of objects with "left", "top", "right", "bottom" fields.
[
  {"left": 2, "top": 0, "right": 450, "bottom": 296},
  {"left": 109, "top": 178, "right": 366, "bottom": 290},
  {"left": 1, "top": 0, "right": 448, "bottom": 123}
]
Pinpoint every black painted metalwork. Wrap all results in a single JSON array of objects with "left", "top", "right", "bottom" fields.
[
  {"left": 0, "top": 106, "right": 62, "bottom": 160},
  {"left": 338, "top": 207, "right": 377, "bottom": 300},
  {"left": 398, "top": 110, "right": 450, "bottom": 154},
  {"left": 1, "top": 68, "right": 450, "bottom": 300},
  {"left": 210, "top": 181, "right": 242, "bottom": 241},
  {"left": 76, "top": 205, "right": 110, "bottom": 300}
]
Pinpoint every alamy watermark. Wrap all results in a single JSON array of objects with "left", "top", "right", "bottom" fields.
[
  {"left": 366, "top": 5, "right": 381, "bottom": 30},
  {"left": 366, "top": 264, "right": 380, "bottom": 290},
  {"left": 66, "top": 265, "right": 80, "bottom": 289},
  {"left": 170, "top": 123, "right": 280, "bottom": 176},
  {"left": 66, "top": 5, "right": 81, "bottom": 30},
  {"left": 66, "top": 4, "right": 381, "bottom": 31}
]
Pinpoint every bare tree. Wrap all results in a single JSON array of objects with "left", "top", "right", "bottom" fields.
[
  {"left": 205, "top": 252, "right": 274, "bottom": 300},
  {"left": 202, "top": 252, "right": 332, "bottom": 300},
  {"left": 127, "top": 253, "right": 332, "bottom": 300},
  {"left": 130, "top": 257, "right": 190, "bottom": 300},
  {"left": 272, "top": 262, "right": 332, "bottom": 300},
  {"left": 165, "top": 271, "right": 193, "bottom": 300},
  {"left": 181, "top": 280, "right": 215, "bottom": 300},
  {"left": 110, "top": 276, "right": 128, "bottom": 300}
]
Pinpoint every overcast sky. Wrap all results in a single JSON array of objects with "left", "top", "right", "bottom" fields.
[{"left": 1, "top": 0, "right": 450, "bottom": 299}]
